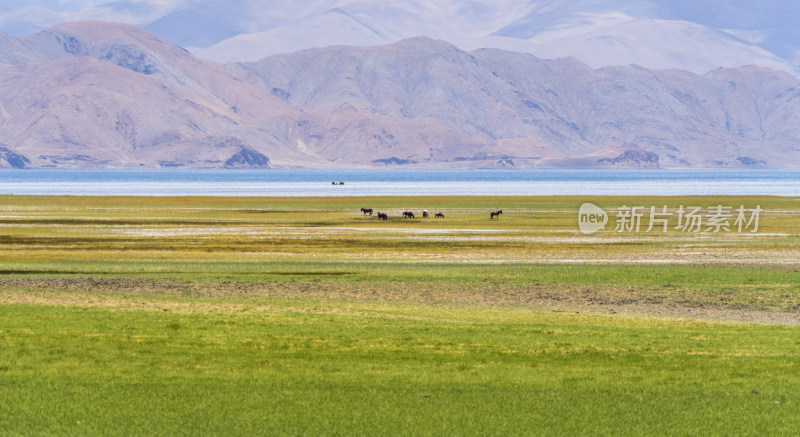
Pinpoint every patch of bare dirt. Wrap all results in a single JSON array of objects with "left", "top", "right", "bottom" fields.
[{"left": 1, "top": 277, "right": 799, "bottom": 325}]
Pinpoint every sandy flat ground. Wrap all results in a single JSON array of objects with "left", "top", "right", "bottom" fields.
[{"left": 2, "top": 277, "right": 799, "bottom": 326}]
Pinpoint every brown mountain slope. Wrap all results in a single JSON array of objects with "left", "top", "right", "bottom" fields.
[
  {"left": 0, "top": 22, "right": 319, "bottom": 169},
  {"left": 1, "top": 23, "right": 800, "bottom": 168},
  {"left": 0, "top": 57, "right": 314, "bottom": 168},
  {"left": 233, "top": 38, "right": 800, "bottom": 168}
]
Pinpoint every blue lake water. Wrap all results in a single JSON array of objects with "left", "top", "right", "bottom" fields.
[{"left": 0, "top": 169, "right": 798, "bottom": 196}]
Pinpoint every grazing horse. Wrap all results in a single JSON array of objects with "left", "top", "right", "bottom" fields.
[
  {"left": 377, "top": 212, "right": 388, "bottom": 220},
  {"left": 435, "top": 211, "right": 444, "bottom": 218},
  {"left": 361, "top": 208, "right": 373, "bottom": 216},
  {"left": 422, "top": 210, "right": 429, "bottom": 218},
  {"left": 403, "top": 211, "right": 415, "bottom": 218},
  {"left": 490, "top": 210, "right": 503, "bottom": 219}
]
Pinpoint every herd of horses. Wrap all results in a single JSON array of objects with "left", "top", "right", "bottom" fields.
[{"left": 361, "top": 208, "right": 502, "bottom": 219}]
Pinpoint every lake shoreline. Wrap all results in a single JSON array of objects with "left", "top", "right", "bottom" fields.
[{"left": 1, "top": 168, "right": 799, "bottom": 196}]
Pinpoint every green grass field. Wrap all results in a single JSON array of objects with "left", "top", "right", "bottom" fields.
[{"left": 1, "top": 195, "right": 799, "bottom": 435}]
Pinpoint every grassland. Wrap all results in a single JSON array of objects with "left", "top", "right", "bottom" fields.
[{"left": 1, "top": 195, "right": 799, "bottom": 434}]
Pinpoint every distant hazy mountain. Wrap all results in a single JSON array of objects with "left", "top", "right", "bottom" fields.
[
  {"left": 2, "top": 1, "right": 800, "bottom": 75},
  {"left": 0, "top": 29, "right": 43, "bottom": 64},
  {"left": 1, "top": 22, "right": 800, "bottom": 169},
  {"left": 186, "top": 0, "right": 799, "bottom": 76}
]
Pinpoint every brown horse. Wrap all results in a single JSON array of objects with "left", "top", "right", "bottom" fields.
[{"left": 490, "top": 210, "right": 503, "bottom": 219}]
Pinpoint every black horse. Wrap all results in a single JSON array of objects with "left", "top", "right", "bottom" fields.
[
  {"left": 490, "top": 210, "right": 503, "bottom": 219},
  {"left": 377, "top": 212, "right": 388, "bottom": 220},
  {"left": 403, "top": 211, "right": 415, "bottom": 218},
  {"left": 361, "top": 208, "right": 373, "bottom": 216},
  {"left": 435, "top": 211, "right": 444, "bottom": 218},
  {"left": 422, "top": 210, "right": 429, "bottom": 218}
]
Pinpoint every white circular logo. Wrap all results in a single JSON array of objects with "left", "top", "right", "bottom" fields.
[{"left": 578, "top": 203, "right": 608, "bottom": 234}]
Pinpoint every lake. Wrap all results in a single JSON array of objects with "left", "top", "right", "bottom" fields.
[{"left": 0, "top": 169, "right": 798, "bottom": 196}]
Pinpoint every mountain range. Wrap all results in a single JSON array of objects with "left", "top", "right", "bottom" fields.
[
  {"left": 3, "top": 1, "right": 800, "bottom": 75},
  {"left": 1, "top": 21, "right": 800, "bottom": 169}
]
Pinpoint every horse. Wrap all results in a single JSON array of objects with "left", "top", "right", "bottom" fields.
[
  {"left": 361, "top": 208, "right": 373, "bottom": 216},
  {"left": 422, "top": 210, "right": 429, "bottom": 218},
  {"left": 403, "top": 211, "right": 415, "bottom": 218},
  {"left": 377, "top": 212, "right": 388, "bottom": 220},
  {"left": 490, "top": 210, "right": 503, "bottom": 219},
  {"left": 435, "top": 211, "right": 444, "bottom": 218}
]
